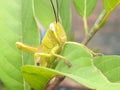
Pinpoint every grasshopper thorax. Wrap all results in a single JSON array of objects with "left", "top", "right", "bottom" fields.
[{"left": 49, "top": 22, "right": 67, "bottom": 45}]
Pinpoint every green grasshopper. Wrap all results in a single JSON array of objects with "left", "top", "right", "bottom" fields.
[{"left": 16, "top": 0, "right": 72, "bottom": 68}]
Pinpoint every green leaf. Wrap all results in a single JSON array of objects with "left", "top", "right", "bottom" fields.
[
  {"left": 33, "top": 0, "right": 71, "bottom": 38},
  {"left": 21, "top": 66, "right": 63, "bottom": 90},
  {"left": 56, "top": 42, "right": 120, "bottom": 90},
  {"left": 21, "top": 42, "right": 120, "bottom": 90},
  {"left": 94, "top": 55, "right": 120, "bottom": 83},
  {"left": 104, "top": 0, "right": 120, "bottom": 11},
  {"left": 73, "top": 0, "right": 97, "bottom": 17},
  {"left": 0, "top": 0, "right": 39, "bottom": 90},
  {"left": 59, "top": 0, "right": 71, "bottom": 39},
  {"left": 34, "top": 0, "right": 54, "bottom": 29}
]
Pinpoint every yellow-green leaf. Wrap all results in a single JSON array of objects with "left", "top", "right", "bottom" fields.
[
  {"left": 104, "top": 0, "right": 120, "bottom": 12},
  {"left": 21, "top": 66, "right": 63, "bottom": 90},
  {"left": 94, "top": 55, "right": 120, "bottom": 83},
  {"left": 73, "top": 0, "right": 97, "bottom": 17},
  {"left": 0, "top": 0, "right": 39, "bottom": 90}
]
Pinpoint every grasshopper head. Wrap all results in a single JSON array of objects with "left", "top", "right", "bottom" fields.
[{"left": 49, "top": 22, "right": 67, "bottom": 45}]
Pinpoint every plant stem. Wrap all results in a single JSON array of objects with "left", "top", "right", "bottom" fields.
[
  {"left": 82, "top": 9, "right": 108, "bottom": 45},
  {"left": 45, "top": 75, "right": 65, "bottom": 90},
  {"left": 21, "top": 52, "right": 27, "bottom": 90},
  {"left": 83, "top": 16, "right": 88, "bottom": 35},
  {"left": 83, "top": 0, "right": 88, "bottom": 35}
]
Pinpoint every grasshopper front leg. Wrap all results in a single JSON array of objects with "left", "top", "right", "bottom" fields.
[
  {"left": 34, "top": 53, "right": 51, "bottom": 66},
  {"left": 35, "top": 45, "right": 72, "bottom": 67},
  {"left": 51, "top": 45, "right": 72, "bottom": 67}
]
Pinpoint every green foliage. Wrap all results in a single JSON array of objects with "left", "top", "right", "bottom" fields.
[
  {"left": 102, "top": 0, "right": 120, "bottom": 24},
  {"left": 73, "top": 0, "right": 97, "bottom": 34},
  {"left": 73, "top": 0, "right": 97, "bottom": 17},
  {"left": 59, "top": 0, "right": 71, "bottom": 39},
  {"left": 104, "top": 0, "right": 120, "bottom": 11},
  {"left": 56, "top": 42, "right": 120, "bottom": 90},
  {"left": 94, "top": 56, "right": 120, "bottom": 83},
  {"left": 0, "top": 0, "right": 39, "bottom": 90},
  {"left": 34, "top": 0, "right": 55, "bottom": 29},
  {"left": 21, "top": 66, "right": 62, "bottom": 90},
  {"left": 21, "top": 42, "right": 120, "bottom": 90},
  {"left": 0, "top": 0, "right": 120, "bottom": 90}
]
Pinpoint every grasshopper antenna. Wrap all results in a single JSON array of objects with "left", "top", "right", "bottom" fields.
[
  {"left": 50, "top": 0, "right": 58, "bottom": 23},
  {"left": 56, "top": 0, "right": 59, "bottom": 22}
]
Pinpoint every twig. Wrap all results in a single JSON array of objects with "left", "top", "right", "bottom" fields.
[
  {"left": 83, "top": 0, "right": 88, "bottom": 35},
  {"left": 45, "top": 75, "right": 65, "bottom": 90},
  {"left": 82, "top": 9, "right": 108, "bottom": 45}
]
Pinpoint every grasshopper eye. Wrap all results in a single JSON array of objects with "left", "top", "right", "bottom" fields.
[{"left": 49, "top": 23, "right": 55, "bottom": 31}]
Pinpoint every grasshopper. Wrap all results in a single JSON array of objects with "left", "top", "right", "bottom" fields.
[{"left": 16, "top": 0, "right": 72, "bottom": 68}]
